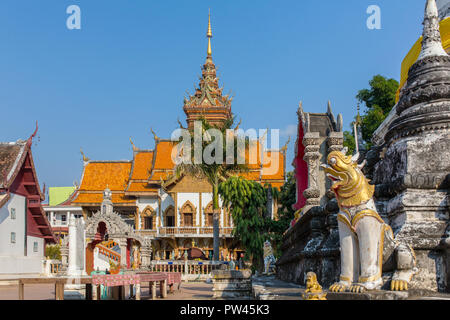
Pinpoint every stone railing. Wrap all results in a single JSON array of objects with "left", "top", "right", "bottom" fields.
[
  {"left": 149, "top": 260, "right": 229, "bottom": 277},
  {"left": 43, "top": 259, "right": 62, "bottom": 276},
  {"left": 136, "top": 227, "right": 233, "bottom": 237}
]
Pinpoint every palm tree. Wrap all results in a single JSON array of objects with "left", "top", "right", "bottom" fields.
[{"left": 172, "top": 116, "right": 248, "bottom": 261}]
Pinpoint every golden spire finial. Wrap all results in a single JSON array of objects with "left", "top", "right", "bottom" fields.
[
  {"left": 207, "top": 9, "right": 213, "bottom": 56},
  {"left": 356, "top": 103, "right": 362, "bottom": 126}
]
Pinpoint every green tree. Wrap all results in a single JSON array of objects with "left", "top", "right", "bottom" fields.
[
  {"left": 174, "top": 117, "right": 247, "bottom": 261},
  {"left": 344, "top": 75, "right": 399, "bottom": 151},
  {"left": 266, "top": 171, "right": 296, "bottom": 258},
  {"left": 45, "top": 244, "right": 61, "bottom": 260},
  {"left": 219, "top": 176, "right": 271, "bottom": 272}
]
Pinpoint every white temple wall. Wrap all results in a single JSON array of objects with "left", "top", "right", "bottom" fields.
[
  {"left": 0, "top": 194, "right": 45, "bottom": 274},
  {"left": 26, "top": 236, "right": 44, "bottom": 257},
  {"left": 0, "top": 193, "right": 26, "bottom": 257}
]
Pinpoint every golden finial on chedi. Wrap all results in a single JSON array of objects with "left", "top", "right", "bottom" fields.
[{"left": 302, "top": 272, "right": 327, "bottom": 300}]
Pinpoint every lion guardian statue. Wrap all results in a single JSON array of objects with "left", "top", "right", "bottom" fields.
[{"left": 321, "top": 148, "right": 417, "bottom": 293}]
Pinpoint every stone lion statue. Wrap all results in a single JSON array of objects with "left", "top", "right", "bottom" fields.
[
  {"left": 263, "top": 240, "right": 276, "bottom": 274},
  {"left": 321, "top": 148, "right": 417, "bottom": 293},
  {"left": 302, "top": 272, "right": 327, "bottom": 300}
]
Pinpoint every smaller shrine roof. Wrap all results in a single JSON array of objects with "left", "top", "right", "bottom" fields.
[{"left": 48, "top": 186, "right": 76, "bottom": 206}]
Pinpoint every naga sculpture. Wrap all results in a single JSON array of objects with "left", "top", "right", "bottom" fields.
[{"left": 321, "top": 148, "right": 417, "bottom": 293}]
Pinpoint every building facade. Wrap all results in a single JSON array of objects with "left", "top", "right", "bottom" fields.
[
  {"left": 0, "top": 129, "right": 56, "bottom": 275},
  {"left": 43, "top": 187, "right": 83, "bottom": 242},
  {"left": 71, "top": 15, "right": 286, "bottom": 271}
]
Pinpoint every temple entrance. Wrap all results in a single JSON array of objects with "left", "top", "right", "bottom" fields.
[
  {"left": 84, "top": 189, "right": 152, "bottom": 274},
  {"left": 85, "top": 222, "right": 133, "bottom": 274}
]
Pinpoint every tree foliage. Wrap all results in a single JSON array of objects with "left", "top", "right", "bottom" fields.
[
  {"left": 174, "top": 116, "right": 248, "bottom": 260},
  {"left": 266, "top": 171, "right": 296, "bottom": 257},
  {"left": 219, "top": 176, "right": 272, "bottom": 271},
  {"left": 45, "top": 244, "right": 61, "bottom": 260},
  {"left": 344, "top": 75, "right": 399, "bottom": 151}
]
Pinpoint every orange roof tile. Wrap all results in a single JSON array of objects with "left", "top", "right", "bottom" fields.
[
  {"left": 237, "top": 140, "right": 263, "bottom": 169},
  {"left": 149, "top": 171, "right": 173, "bottom": 182},
  {"left": 126, "top": 182, "right": 159, "bottom": 193},
  {"left": 262, "top": 151, "right": 285, "bottom": 180},
  {"left": 267, "top": 182, "right": 284, "bottom": 189},
  {"left": 72, "top": 192, "right": 135, "bottom": 205},
  {"left": 153, "top": 141, "right": 176, "bottom": 170},
  {"left": 77, "top": 161, "right": 131, "bottom": 192},
  {"left": 239, "top": 170, "right": 261, "bottom": 181},
  {"left": 130, "top": 151, "right": 154, "bottom": 180}
]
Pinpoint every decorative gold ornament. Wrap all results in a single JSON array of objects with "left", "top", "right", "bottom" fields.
[
  {"left": 302, "top": 272, "right": 327, "bottom": 300},
  {"left": 321, "top": 149, "right": 375, "bottom": 208}
]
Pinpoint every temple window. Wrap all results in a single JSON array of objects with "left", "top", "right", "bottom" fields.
[
  {"left": 181, "top": 202, "right": 196, "bottom": 227},
  {"left": 164, "top": 206, "right": 175, "bottom": 227},
  {"left": 204, "top": 202, "right": 214, "bottom": 227},
  {"left": 184, "top": 212, "right": 193, "bottom": 226},
  {"left": 10, "top": 232, "right": 16, "bottom": 244},
  {"left": 144, "top": 217, "right": 153, "bottom": 229},
  {"left": 141, "top": 207, "right": 156, "bottom": 230},
  {"left": 10, "top": 208, "right": 16, "bottom": 220}
]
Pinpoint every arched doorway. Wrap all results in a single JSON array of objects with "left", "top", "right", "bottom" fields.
[{"left": 85, "top": 222, "right": 122, "bottom": 274}]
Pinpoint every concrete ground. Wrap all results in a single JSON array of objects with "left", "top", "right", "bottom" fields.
[
  {"left": 252, "top": 275, "right": 303, "bottom": 300},
  {"left": 0, "top": 281, "right": 214, "bottom": 300},
  {"left": 251, "top": 275, "right": 450, "bottom": 300}
]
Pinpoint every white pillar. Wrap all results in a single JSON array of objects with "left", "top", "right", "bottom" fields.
[
  {"left": 68, "top": 215, "right": 77, "bottom": 275},
  {"left": 67, "top": 215, "right": 87, "bottom": 277}
]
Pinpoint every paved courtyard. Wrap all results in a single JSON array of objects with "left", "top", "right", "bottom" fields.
[{"left": 0, "top": 281, "right": 214, "bottom": 300}]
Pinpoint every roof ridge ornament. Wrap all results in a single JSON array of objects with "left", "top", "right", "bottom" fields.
[
  {"left": 418, "top": 0, "right": 448, "bottom": 61},
  {"left": 26, "top": 121, "right": 38, "bottom": 147},
  {"left": 129, "top": 137, "right": 140, "bottom": 152},
  {"left": 150, "top": 128, "right": 160, "bottom": 143},
  {"left": 80, "top": 147, "right": 90, "bottom": 164},
  {"left": 281, "top": 136, "right": 291, "bottom": 153}
]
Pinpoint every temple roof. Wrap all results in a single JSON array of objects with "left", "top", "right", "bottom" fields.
[
  {"left": 0, "top": 130, "right": 56, "bottom": 243},
  {"left": 183, "top": 57, "right": 233, "bottom": 111},
  {"left": 0, "top": 141, "right": 28, "bottom": 189},
  {"left": 72, "top": 161, "right": 135, "bottom": 206},
  {"left": 74, "top": 136, "right": 286, "bottom": 206},
  {"left": 48, "top": 186, "right": 76, "bottom": 206},
  {"left": 262, "top": 151, "right": 286, "bottom": 183}
]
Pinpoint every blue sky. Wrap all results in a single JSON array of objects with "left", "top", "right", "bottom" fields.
[{"left": 0, "top": 0, "right": 426, "bottom": 190}]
